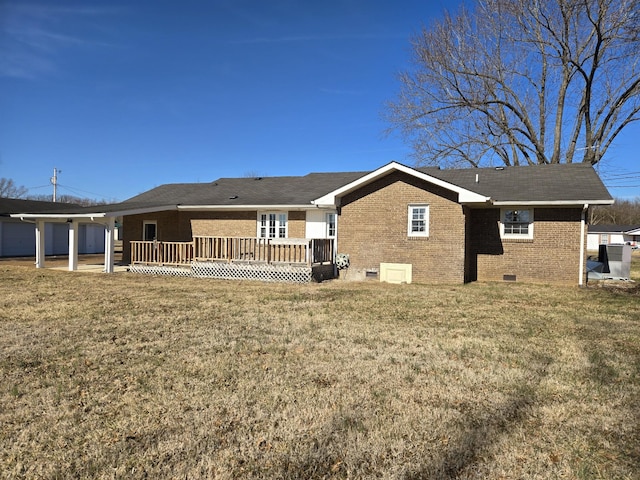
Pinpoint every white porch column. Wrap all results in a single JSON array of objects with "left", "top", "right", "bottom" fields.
[
  {"left": 104, "top": 217, "right": 115, "bottom": 273},
  {"left": 35, "top": 220, "right": 46, "bottom": 268},
  {"left": 68, "top": 220, "right": 79, "bottom": 271}
]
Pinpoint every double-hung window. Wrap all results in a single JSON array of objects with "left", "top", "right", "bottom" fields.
[
  {"left": 501, "top": 209, "right": 533, "bottom": 239},
  {"left": 408, "top": 204, "right": 429, "bottom": 237},
  {"left": 258, "top": 212, "right": 287, "bottom": 238}
]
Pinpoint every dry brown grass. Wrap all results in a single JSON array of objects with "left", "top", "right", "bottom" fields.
[{"left": 1, "top": 263, "right": 639, "bottom": 479}]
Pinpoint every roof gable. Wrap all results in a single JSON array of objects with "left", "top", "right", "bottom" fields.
[{"left": 312, "top": 162, "right": 490, "bottom": 206}]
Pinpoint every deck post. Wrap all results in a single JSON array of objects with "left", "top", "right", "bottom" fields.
[{"left": 35, "top": 220, "right": 45, "bottom": 268}]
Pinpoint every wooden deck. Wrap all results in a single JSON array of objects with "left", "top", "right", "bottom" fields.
[{"left": 130, "top": 236, "right": 335, "bottom": 267}]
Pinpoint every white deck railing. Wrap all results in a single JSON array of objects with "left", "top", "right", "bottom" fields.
[{"left": 130, "top": 237, "right": 334, "bottom": 267}]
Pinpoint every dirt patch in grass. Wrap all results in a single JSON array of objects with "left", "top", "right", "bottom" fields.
[{"left": 1, "top": 267, "right": 639, "bottom": 479}]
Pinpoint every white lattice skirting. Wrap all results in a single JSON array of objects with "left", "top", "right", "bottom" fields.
[
  {"left": 192, "top": 262, "right": 313, "bottom": 283},
  {"left": 129, "top": 262, "right": 315, "bottom": 283},
  {"left": 129, "top": 264, "right": 193, "bottom": 277}
]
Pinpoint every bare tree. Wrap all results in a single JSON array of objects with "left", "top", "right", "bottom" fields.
[
  {"left": 386, "top": 0, "right": 640, "bottom": 167},
  {"left": 591, "top": 197, "right": 640, "bottom": 224},
  {"left": 0, "top": 178, "right": 28, "bottom": 198},
  {"left": 27, "top": 193, "right": 108, "bottom": 206}
]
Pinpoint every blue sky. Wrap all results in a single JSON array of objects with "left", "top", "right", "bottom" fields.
[{"left": 1, "top": 0, "right": 638, "bottom": 202}]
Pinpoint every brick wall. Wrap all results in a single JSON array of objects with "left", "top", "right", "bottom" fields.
[
  {"left": 190, "top": 211, "right": 257, "bottom": 237},
  {"left": 470, "top": 207, "right": 584, "bottom": 285},
  {"left": 122, "top": 210, "right": 186, "bottom": 263},
  {"left": 338, "top": 171, "right": 467, "bottom": 283},
  {"left": 123, "top": 209, "right": 308, "bottom": 262},
  {"left": 191, "top": 211, "right": 306, "bottom": 238}
]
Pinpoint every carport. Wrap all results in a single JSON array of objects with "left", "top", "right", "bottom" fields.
[
  {"left": 10, "top": 203, "right": 166, "bottom": 273},
  {"left": 10, "top": 213, "right": 118, "bottom": 273}
]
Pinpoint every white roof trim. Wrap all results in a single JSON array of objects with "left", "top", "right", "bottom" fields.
[
  {"left": 11, "top": 212, "right": 108, "bottom": 220},
  {"left": 9, "top": 204, "right": 179, "bottom": 220},
  {"left": 312, "top": 161, "right": 490, "bottom": 206},
  {"left": 491, "top": 199, "right": 615, "bottom": 206}
]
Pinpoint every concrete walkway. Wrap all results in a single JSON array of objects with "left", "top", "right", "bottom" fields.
[{"left": 0, "top": 254, "right": 128, "bottom": 273}]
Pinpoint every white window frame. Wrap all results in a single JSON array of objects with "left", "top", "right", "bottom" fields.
[
  {"left": 500, "top": 208, "right": 534, "bottom": 239},
  {"left": 408, "top": 204, "right": 429, "bottom": 237},
  {"left": 326, "top": 212, "right": 337, "bottom": 238},
  {"left": 143, "top": 220, "right": 157, "bottom": 241},
  {"left": 600, "top": 233, "right": 609, "bottom": 245},
  {"left": 257, "top": 212, "right": 288, "bottom": 238}
]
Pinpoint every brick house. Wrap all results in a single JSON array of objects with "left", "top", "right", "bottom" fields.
[{"left": 11, "top": 161, "right": 613, "bottom": 285}]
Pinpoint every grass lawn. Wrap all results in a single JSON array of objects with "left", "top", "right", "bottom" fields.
[{"left": 1, "top": 260, "right": 639, "bottom": 479}]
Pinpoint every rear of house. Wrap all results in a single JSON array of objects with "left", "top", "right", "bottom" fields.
[
  {"left": 322, "top": 163, "right": 605, "bottom": 285},
  {"left": 12, "top": 162, "right": 613, "bottom": 285}
]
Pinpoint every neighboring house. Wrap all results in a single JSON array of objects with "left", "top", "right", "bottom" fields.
[
  {"left": 11, "top": 162, "right": 613, "bottom": 285},
  {"left": 587, "top": 224, "right": 640, "bottom": 250},
  {"left": 0, "top": 198, "right": 106, "bottom": 257}
]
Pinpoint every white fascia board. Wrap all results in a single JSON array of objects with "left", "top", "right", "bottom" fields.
[
  {"left": 490, "top": 199, "right": 615, "bottom": 206},
  {"left": 9, "top": 204, "right": 179, "bottom": 220},
  {"left": 178, "top": 204, "right": 315, "bottom": 211},
  {"left": 312, "top": 161, "right": 490, "bottom": 206},
  {"left": 10, "top": 213, "right": 107, "bottom": 220},
  {"left": 625, "top": 227, "right": 640, "bottom": 235}
]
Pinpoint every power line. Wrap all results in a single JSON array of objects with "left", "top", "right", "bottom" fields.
[
  {"left": 601, "top": 173, "right": 640, "bottom": 179},
  {"left": 57, "top": 183, "right": 110, "bottom": 200}
]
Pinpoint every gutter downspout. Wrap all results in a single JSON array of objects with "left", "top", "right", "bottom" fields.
[{"left": 579, "top": 204, "right": 588, "bottom": 287}]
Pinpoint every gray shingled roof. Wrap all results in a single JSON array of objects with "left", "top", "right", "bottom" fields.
[
  {"left": 122, "top": 171, "right": 368, "bottom": 206},
  {"left": 5, "top": 162, "right": 612, "bottom": 216},
  {"left": 123, "top": 162, "right": 610, "bottom": 207},
  {"left": 0, "top": 198, "right": 82, "bottom": 215},
  {"left": 420, "top": 162, "right": 612, "bottom": 203}
]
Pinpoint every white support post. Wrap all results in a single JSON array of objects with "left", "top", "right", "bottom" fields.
[
  {"left": 579, "top": 204, "right": 588, "bottom": 286},
  {"left": 35, "top": 220, "right": 46, "bottom": 268},
  {"left": 104, "top": 217, "right": 115, "bottom": 273},
  {"left": 68, "top": 220, "right": 78, "bottom": 271}
]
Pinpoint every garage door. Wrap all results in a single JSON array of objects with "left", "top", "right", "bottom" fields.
[{"left": 1, "top": 221, "right": 35, "bottom": 257}]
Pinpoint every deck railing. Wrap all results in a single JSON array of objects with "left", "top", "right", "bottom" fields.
[
  {"left": 131, "top": 240, "right": 194, "bottom": 266},
  {"left": 131, "top": 237, "right": 334, "bottom": 267}
]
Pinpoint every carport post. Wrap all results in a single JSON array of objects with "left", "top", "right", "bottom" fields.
[
  {"left": 35, "top": 220, "right": 45, "bottom": 268},
  {"left": 104, "top": 217, "right": 115, "bottom": 273},
  {"left": 68, "top": 219, "right": 79, "bottom": 271}
]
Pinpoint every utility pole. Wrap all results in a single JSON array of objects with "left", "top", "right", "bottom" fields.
[{"left": 51, "top": 168, "right": 60, "bottom": 202}]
